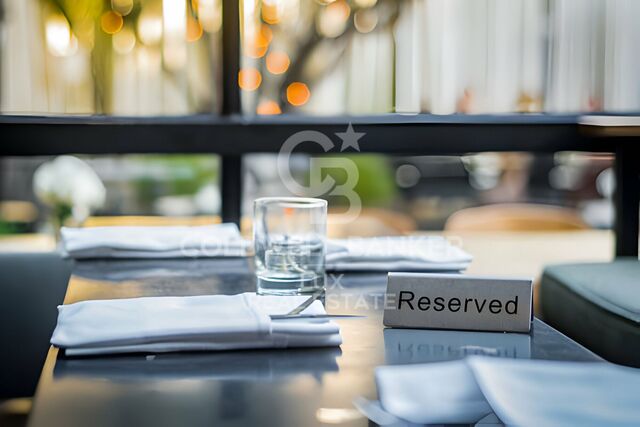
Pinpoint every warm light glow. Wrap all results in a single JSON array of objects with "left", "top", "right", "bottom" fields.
[
  {"left": 354, "top": 0, "right": 377, "bottom": 7},
  {"left": 187, "top": 16, "right": 203, "bottom": 41},
  {"left": 316, "top": 0, "right": 350, "bottom": 38},
  {"left": 197, "top": 0, "right": 222, "bottom": 32},
  {"left": 163, "top": 0, "right": 188, "bottom": 70},
  {"left": 243, "top": 0, "right": 256, "bottom": 18},
  {"left": 286, "top": 82, "right": 310, "bottom": 106},
  {"left": 261, "top": 0, "right": 299, "bottom": 25},
  {"left": 45, "top": 14, "right": 78, "bottom": 57},
  {"left": 260, "top": 25, "right": 273, "bottom": 43},
  {"left": 316, "top": 408, "right": 363, "bottom": 424},
  {"left": 112, "top": 0, "right": 134, "bottom": 16},
  {"left": 257, "top": 100, "right": 282, "bottom": 115},
  {"left": 245, "top": 25, "right": 272, "bottom": 58},
  {"left": 261, "top": 2, "right": 281, "bottom": 24},
  {"left": 101, "top": 11, "right": 124, "bottom": 35},
  {"left": 113, "top": 26, "right": 137, "bottom": 54},
  {"left": 354, "top": 9, "right": 377, "bottom": 33},
  {"left": 163, "top": 0, "right": 187, "bottom": 37},
  {"left": 136, "top": 46, "right": 161, "bottom": 72},
  {"left": 238, "top": 68, "right": 262, "bottom": 91},
  {"left": 266, "top": 51, "right": 290, "bottom": 74},
  {"left": 137, "top": 10, "right": 163, "bottom": 45}
]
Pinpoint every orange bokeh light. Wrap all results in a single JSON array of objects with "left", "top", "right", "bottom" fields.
[
  {"left": 187, "top": 16, "right": 203, "bottom": 42},
  {"left": 261, "top": 4, "right": 280, "bottom": 25},
  {"left": 245, "top": 25, "right": 272, "bottom": 58},
  {"left": 101, "top": 11, "right": 124, "bottom": 35},
  {"left": 286, "top": 82, "right": 310, "bottom": 106},
  {"left": 266, "top": 51, "right": 290, "bottom": 75},
  {"left": 238, "top": 68, "right": 262, "bottom": 91},
  {"left": 256, "top": 100, "right": 282, "bottom": 115}
]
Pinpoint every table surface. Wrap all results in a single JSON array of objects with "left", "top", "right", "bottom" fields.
[{"left": 29, "top": 258, "right": 602, "bottom": 427}]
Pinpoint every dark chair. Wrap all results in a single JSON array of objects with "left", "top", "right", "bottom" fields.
[
  {"left": 540, "top": 258, "right": 640, "bottom": 367},
  {"left": 0, "top": 252, "right": 71, "bottom": 399}
]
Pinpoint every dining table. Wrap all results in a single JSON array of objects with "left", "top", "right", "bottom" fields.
[{"left": 28, "top": 257, "right": 602, "bottom": 427}]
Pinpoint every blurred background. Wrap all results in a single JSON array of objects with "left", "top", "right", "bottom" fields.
[{"left": 0, "top": 0, "right": 634, "bottom": 248}]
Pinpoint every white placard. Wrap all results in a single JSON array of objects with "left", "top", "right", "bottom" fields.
[{"left": 383, "top": 273, "right": 533, "bottom": 333}]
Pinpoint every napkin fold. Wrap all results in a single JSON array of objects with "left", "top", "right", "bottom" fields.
[
  {"left": 375, "top": 356, "right": 640, "bottom": 427},
  {"left": 51, "top": 293, "right": 341, "bottom": 356},
  {"left": 61, "top": 224, "right": 250, "bottom": 259},
  {"left": 326, "top": 236, "right": 472, "bottom": 272},
  {"left": 62, "top": 225, "right": 472, "bottom": 272}
]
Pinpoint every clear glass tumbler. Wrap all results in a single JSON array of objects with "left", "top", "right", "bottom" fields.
[{"left": 254, "top": 197, "right": 327, "bottom": 295}]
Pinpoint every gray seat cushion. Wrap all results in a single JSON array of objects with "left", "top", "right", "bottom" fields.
[
  {"left": 0, "top": 252, "right": 71, "bottom": 399},
  {"left": 540, "top": 259, "right": 640, "bottom": 367}
]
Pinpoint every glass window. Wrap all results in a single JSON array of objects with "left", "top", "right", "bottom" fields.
[
  {"left": 240, "top": 0, "right": 640, "bottom": 115},
  {"left": 0, "top": 0, "right": 221, "bottom": 115}
]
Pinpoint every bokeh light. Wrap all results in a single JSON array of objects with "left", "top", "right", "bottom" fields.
[
  {"left": 112, "top": 0, "right": 134, "bottom": 16},
  {"left": 354, "top": 9, "right": 377, "bottom": 34},
  {"left": 137, "top": 9, "right": 163, "bottom": 45},
  {"left": 245, "top": 25, "right": 272, "bottom": 58},
  {"left": 239, "top": 68, "right": 262, "bottom": 91},
  {"left": 286, "top": 82, "right": 310, "bottom": 106},
  {"left": 113, "top": 26, "right": 137, "bottom": 54},
  {"left": 45, "top": 14, "right": 78, "bottom": 57},
  {"left": 257, "top": 100, "right": 282, "bottom": 115},
  {"left": 101, "top": 11, "right": 124, "bottom": 35},
  {"left": 266, "top": 51, "right": 290, "bottom": 74},
  {"left": 196, "top": 0, "right": 223, "bottom": 33},
  {"left": 187, "top": 16, "right": 203, "bottom": 42},
  {"left": 316, "top": 0, "right": 350, "bottom": 38},
  {"left": 261, "top": 2, "right": 281, "bottom": 25},
  {"left": 354, "top": 0, "right": 377, "bottom": 7}
]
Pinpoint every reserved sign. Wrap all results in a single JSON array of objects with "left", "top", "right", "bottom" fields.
[{"left": 383, "top": 273, "right": 533, "bottom": 333}]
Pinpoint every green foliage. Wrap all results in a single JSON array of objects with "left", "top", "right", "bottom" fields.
[
  {"left": 315, "top": 154, "right": 397, "bottom": 206},
  {"left": 131, "top": 155, "right": 219, "bottom": 199}
]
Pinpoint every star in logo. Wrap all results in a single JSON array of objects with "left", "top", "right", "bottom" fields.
[{"left": 335, "top": 123, "right": 364, "bottom": 152}]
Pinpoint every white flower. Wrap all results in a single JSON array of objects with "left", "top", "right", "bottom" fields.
[{"left": 33, "top": 156, "right": 106, "bottom": 221}]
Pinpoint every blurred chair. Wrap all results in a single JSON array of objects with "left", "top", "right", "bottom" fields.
[
  {"left": 540, "top": 259, "right": 640, "bottom": 367},
  {"left": 0, "top": 253, "right": 71, "bottom": 401},
  {"left": 241, "top": 208, "right": 417, "bottom": 238},
  {"left": 444, "top": 203, "right": 591, "bottom": 316},
  {"left": 328, "top": 208, "right": 417, "bottom": 238},
  {"left": 444, "top": 203, "right": 590, "bottom": 232}
]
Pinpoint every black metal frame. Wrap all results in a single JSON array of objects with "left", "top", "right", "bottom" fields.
[{"left": 0, "top": 0, "right": 637, "bottom": 257}]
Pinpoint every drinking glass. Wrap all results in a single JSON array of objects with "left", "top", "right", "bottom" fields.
[{"left": 253, "top": 197, "right": 327, "bottom": 295}]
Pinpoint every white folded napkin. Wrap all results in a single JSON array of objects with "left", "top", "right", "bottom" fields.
[
  {"left": 51, "top": 293, "right": 341, "bottom": 356},
  {"left": 61, "top": 224, "right": 250, "bottom": 259},
  {"left": 326, "top": 236, "right": 472, "bottom": 272},
  {"left": 375, "top": 356, "right": 640, "bottom": 426}
]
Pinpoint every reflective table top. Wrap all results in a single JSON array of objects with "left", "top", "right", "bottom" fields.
[{"left": 29, "top": 259, "right": 602, "bottom": 427}]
